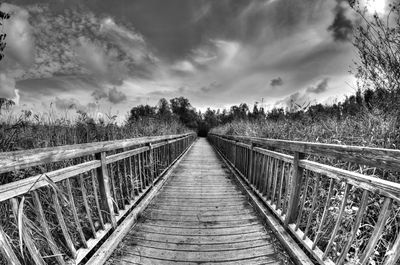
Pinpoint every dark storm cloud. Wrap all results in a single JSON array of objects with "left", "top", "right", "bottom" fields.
[
  {"left": 270, "top": 77, "right": 283, "bottom": 87},
  {"left": 328, "top": 0, "right": 353, "bottom": 41}
]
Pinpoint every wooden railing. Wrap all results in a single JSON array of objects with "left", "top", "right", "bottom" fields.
[
  {"left": 209, "top": 133, "right": 400, "bottom": 265},
  {"left": 0, "top": 133, "right": 196, "bottom": 265}
]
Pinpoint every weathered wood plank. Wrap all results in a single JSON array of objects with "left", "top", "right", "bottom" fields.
[
  {"left": 105, "top": 139, "right": 292, "bottom": 265},
  {"left": 0, "top": 134, "right": 192, "bottom": 174},
  {"left": 214, "top": 133, "right": 400, "bottom": 171}
]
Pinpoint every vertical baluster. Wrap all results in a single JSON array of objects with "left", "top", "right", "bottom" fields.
[
  {"left": 277, "top": 162, "right": 286, "bottom": 211},
  {"left": 285, "top": 152, "right": 305, "bottom": 226},
  {"left": 122, "top": 157, "right": 131, "bottom": 201},
  {"left": 295, "top": 170, "right": 310, "bottom": 231},
  {"left": 138, "top": 152, "right": 144, "bottom": 190},
  {"left": 322, "top": 183, "right": 351, "bottom": 260},
  {"left": 65, "top": 178, "right": 88, "bottom": 248},
  {"left": 302, "top": 175, "right": 320, "bottom": 239},
  {"left": 148, "top": 144, "right": 155, "bottom": 186},
  {"left": 78, "top": 175, "right": 97, "bottom": 238},
  {"left": 107, "top": 164, "right": 119, "bottom": 213},
  {"left": 336, "top": 189, "right": 369, "bottom": 264},
  {"left": 90, "top": 169, "right": 105, "bottom": 230},
  {"left": 10, "top": 198, "right": 46, "bottom": 265},
  {"left": 128, "top": 155, "right": 135, "bottom": 199},
  {"left": 32, "top": 191, "right": 65, "bottom": 264},
  {"left": 312, "top": 178, "right": 335, "bottom": 249},
  {"left": 256, "top": 154, "right": 266, "bottom": 191},
  {"left": 271, "top": 159, "right": 281, "bottom": 204},
  {"left": 262, "top": 156, "right": 271, "bottom": 195},
  {"left": 282, "top": 163, "right": 292, "bottom": 215},
  {"left": 133, "top": 155, "right": 140, "bottom": 193},
  {"left": 51, "top": 187, "right": 77, "bottom": 258},
  {"left": 359, "top": 197, "right": 392, "bottom": 265},
  {"left": 95, "top": 152, "right": 117, "bottom": 228},
  {"left": 266, "top": 158, "right": 275, "bottom": 198},
  {"left": 116, "top": 160, "right": 125, "bottom": 209}
]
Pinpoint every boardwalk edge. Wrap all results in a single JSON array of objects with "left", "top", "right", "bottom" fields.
[
  {"left": 211, "top": 140, "right": 314, "bottom": 265},
  {"left": 85, "top": 139, "right": 196, "bottom": 265}
]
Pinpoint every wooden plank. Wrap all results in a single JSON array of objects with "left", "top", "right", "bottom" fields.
[
  {"left": 95, "top": 152, "right": 117, "bottom": 228},
  {"left": 285, "top": 151, "right": 305, "bottom": 226},
  {"left": 86, "top": 135, "right": 194, "bottom": 265},
  {"left": 90, "top": 169, "right": 105, "bottom": 230},
  {"left": 212, "top": 141, "right": 313, "bottom": 265},
  {"left": 0, "top": 133, "right": 193, "bottom": 174},
  {"left": 65, "top": 178, "right": 88, "bottom": 248},
  {"left": 0, "top": 160, "right": 100, "bottom": 202},
  {"left": 213, "top": 133, "right": 400, "bottom": 171},
  {"left": 78, "top": 175, "right": 97, "bottom": 238},
  {"left": 312, "top": 178, "right": 335, "bottom": 250},
  {"left": 322, "top": 183, "right": 351, "bottom": 260},
  {"left": 32, "top": 191, "right": 65, "bottom": 265},
  {"left": 336, "top": 189, "right": 369, "bottom": 264},
  {"left": 10, "top": 198, "right": 46, "bottom": 265},
  {"left": 359, "top": 197, "right": 392, "bottom": 265},
  {"left": 52, "top": 189, "right": 77, "bottom": 258},
  {"left": 300, "top": 159, "right": 400, "bottom": 202}
]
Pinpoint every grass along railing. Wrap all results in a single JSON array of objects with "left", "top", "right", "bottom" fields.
[
  {"left": 0, "top": 132, "right": 196, "bottom": 265},
  {"left": 209, "top": 133, "right": 400, "bottom": 265}
]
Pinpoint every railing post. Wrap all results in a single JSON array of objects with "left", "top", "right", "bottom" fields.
[
  {"left": 248, "top": 142, "right": 255, "bottom": 184},
  {"left": 284, "top": 151, "right": 305, "bottom": 226},
  {"left": 95, "top": 151, "right": 117, "bottom": 228},
  {"left": 233, "top": 141, "right": 237, "bottom": 166},
  {"left": 148, "top": 143, "right": 155, "bottom": 186}
]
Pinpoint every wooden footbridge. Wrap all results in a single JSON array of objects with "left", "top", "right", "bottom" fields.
[{"left": 0, "top": 133, "right": 399, "bottom": 265}]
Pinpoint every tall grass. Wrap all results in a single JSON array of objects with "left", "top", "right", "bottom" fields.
[
  {"left": 212, "top": 106, "right": 400, "bottom": 264},
  {"left": 0, "top": 108, "right": 190, "bottom": 153}
]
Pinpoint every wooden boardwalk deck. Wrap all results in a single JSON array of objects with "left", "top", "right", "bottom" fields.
[{"left": 105, "top": 138, "right": 286, "bottom": 265}]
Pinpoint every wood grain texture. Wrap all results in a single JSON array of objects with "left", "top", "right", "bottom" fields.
[
  {"left": 105, "top": 138, "right": 286, "bottom": 265},
  {"left": 0, "top": 133, "right": 193, "bottom": 174},
  {"left": 211, "top": 133, "right": 400, "bottom": 172}
]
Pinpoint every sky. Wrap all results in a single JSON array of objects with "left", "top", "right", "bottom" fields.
[{"left": 0, "top": 0, "right": 387, "bottom": 119}]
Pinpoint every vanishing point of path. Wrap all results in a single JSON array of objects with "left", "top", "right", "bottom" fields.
[{"left": 106, "top": 138, "right": 288, "bottom": 265}]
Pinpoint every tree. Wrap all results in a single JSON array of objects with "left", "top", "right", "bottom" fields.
[
  {"left": 352, "top": 1, "right": 400, "bottom": 112},
  {"left": 157, "top": 98, "right": 171, "bottom": 119},
  {"left": 169, "top": 97, "right": 199, "bottom": 129},
  {"left": 128, "top": 104, "right": 156, "bottom": 121}
]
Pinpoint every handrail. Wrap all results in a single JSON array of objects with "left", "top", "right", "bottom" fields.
[
  {"left": 214, "top": 134, "right": 400, "bottom": 171},
  {"left": 0, "top": 132, "right": 196, "bottom": 265},
  {"left": 0, "top": 133, "right": 193, "bottom": 174},
  {"left": 209, "top": 133, "right": 400, "bottom": 265}
]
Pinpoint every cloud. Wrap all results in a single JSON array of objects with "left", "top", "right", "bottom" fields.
[
  {"left": 54, "top": 97, "right": 81, "bottom": 110},
  {"left": 90, "top": 87, "right": 127, "bottom": 104},
  {"left": 306, "top": 78, "right": 329, "bottom": 94},
  {"left": 270, "top": 77, "right": 283, "bottom": 87},
  {"left": 91, "top": 89, "right": 108, "bottom": 100},
  {"left": 200, "top": 82, "right": 221, "bottom": 93},
  {"left": 276, "top": 78, "right": 330, "bottom": 109},
  {"left": 0, "top": 3, "right": 34, "bottom": 68},
  {"left": 0, "top": 73, "right": 16, "bottom": 98},
  {"left": 327, "top": 0, "right": 354, "bottom": 42},
  {"left": 75, "top": 37, "right": 108, "bottom": 77},
  {"left": 108, "top": 87, "right": 127, "bottom": 104}
]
